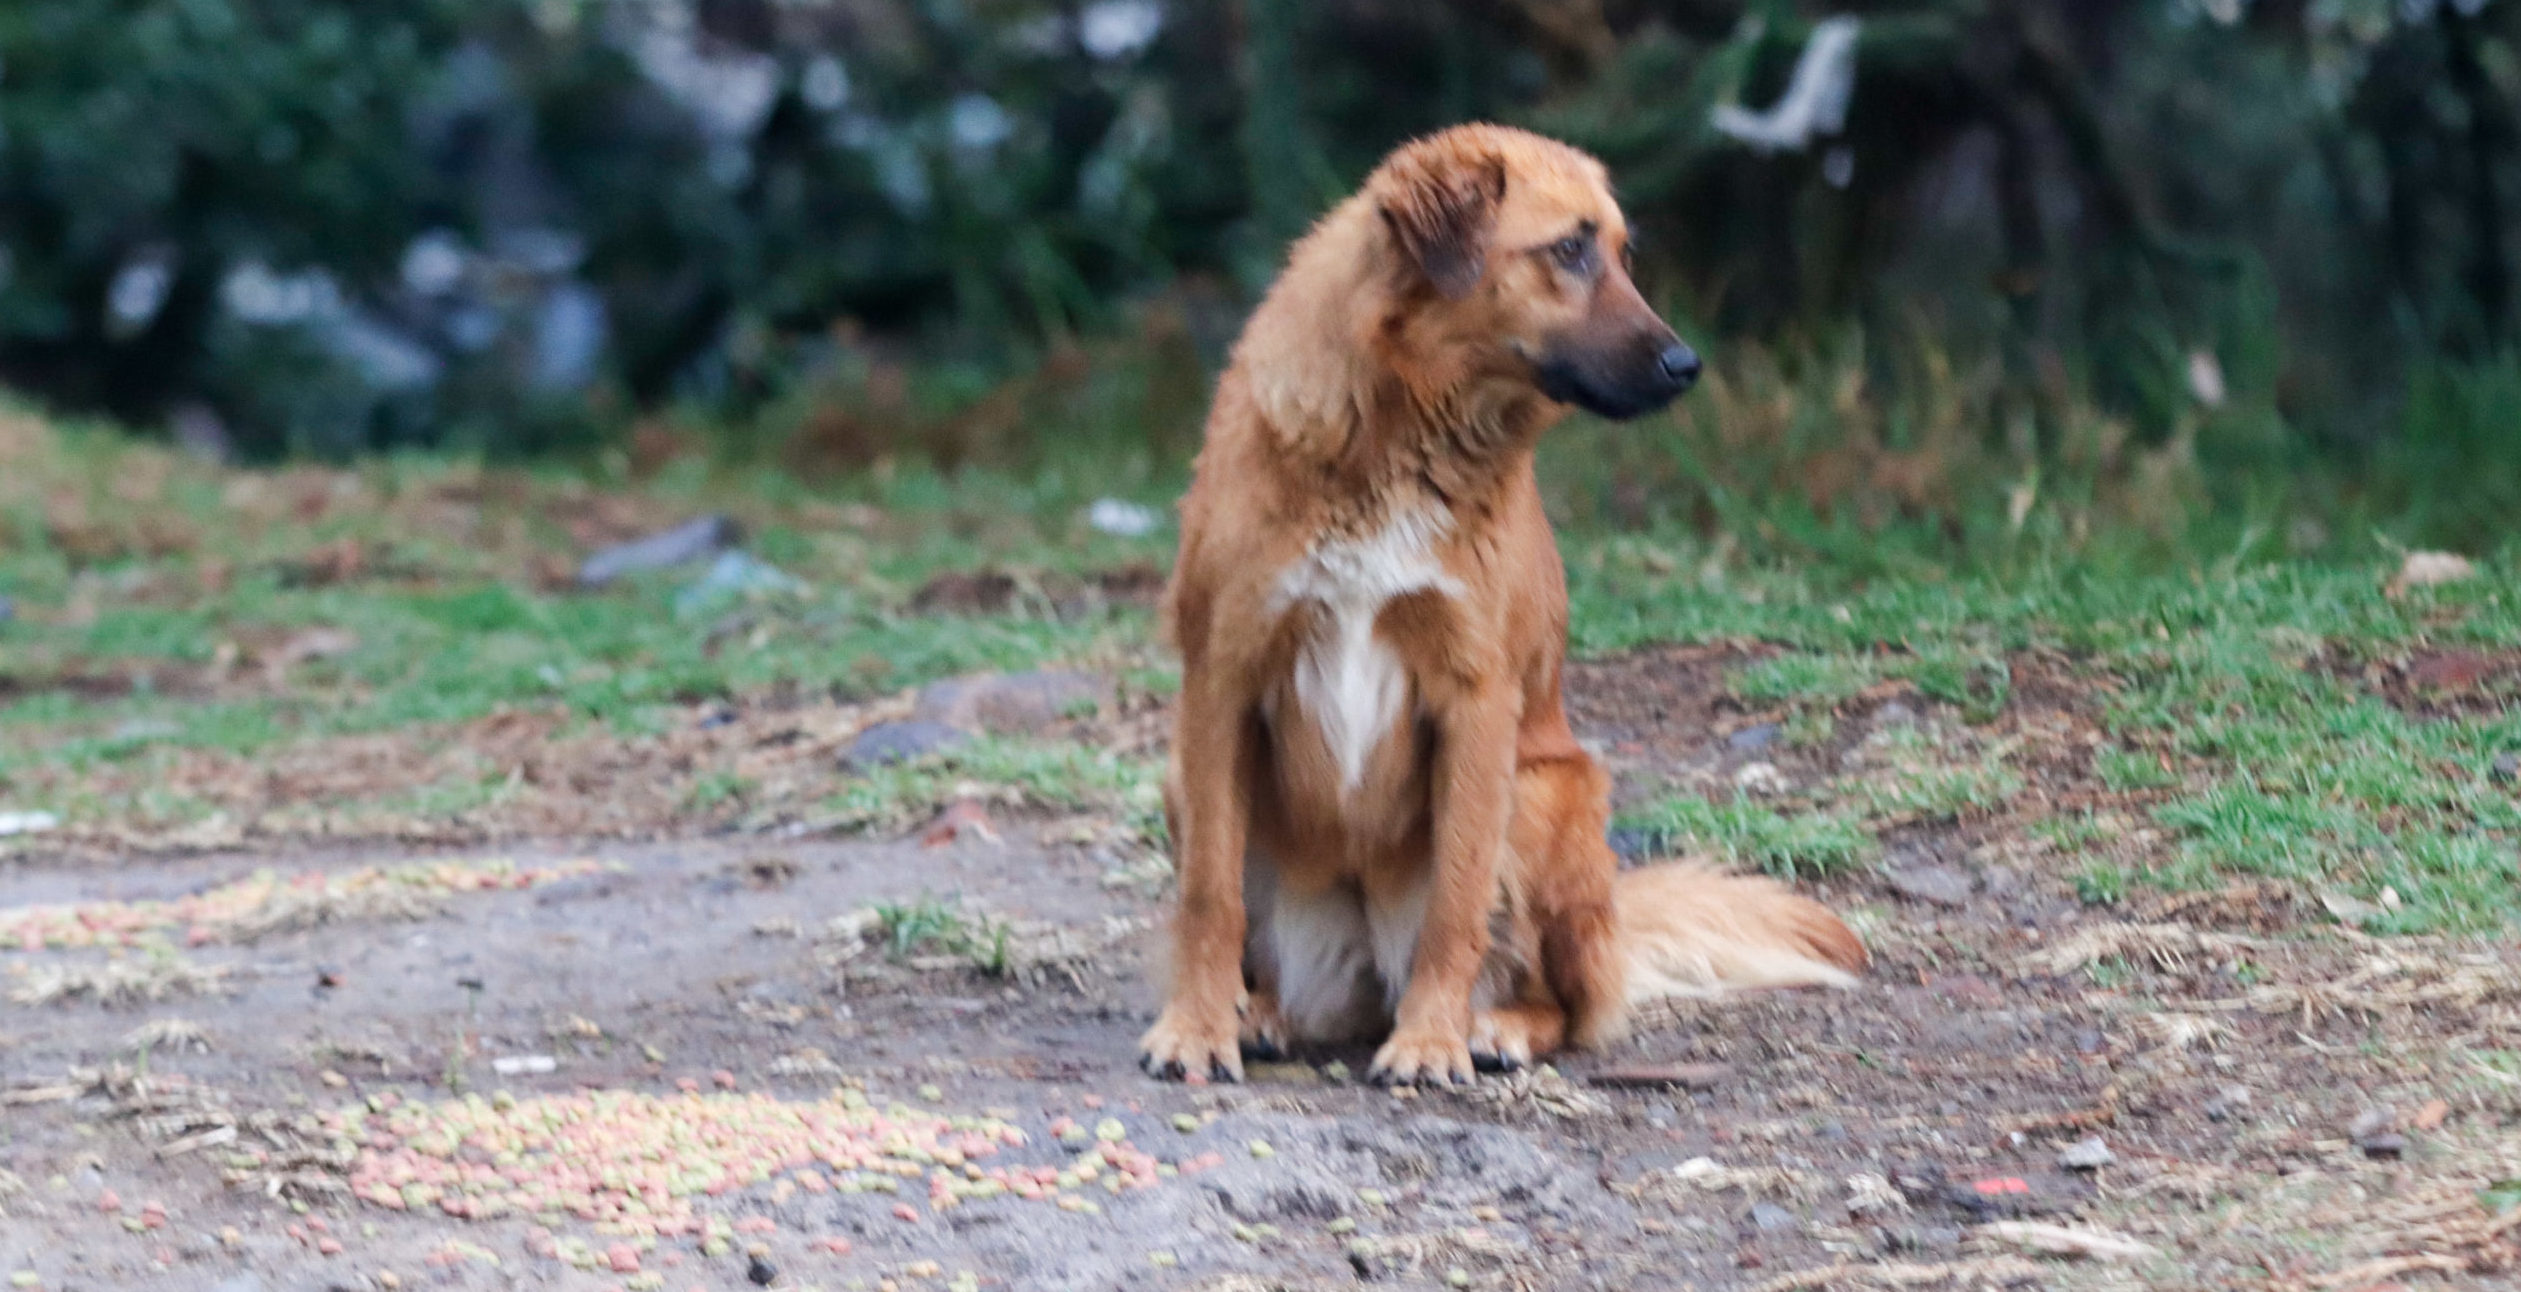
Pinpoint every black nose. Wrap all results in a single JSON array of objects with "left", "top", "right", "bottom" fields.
[{"left": 1659, "top": 343, "right": 1702, "bottom": 390}]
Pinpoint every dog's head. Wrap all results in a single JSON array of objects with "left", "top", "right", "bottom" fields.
[{"left": 1364, "top": 124, "right": 1698, "bottom": 422}]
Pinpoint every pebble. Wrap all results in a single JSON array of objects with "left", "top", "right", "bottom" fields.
[
  {"left": 1733, "top": 762, "right": 1789, "bottom": 796},
  {"left": 2359, "top": 1133, "right": 2408, "bottom": 1160},
  {"left": 1605, "top": 827, "right": 1659, "bottom": 863},
  {"left": 1884, "top": 862, "right": 1974, "bottom": 908},
  {"left": 914, "top": 670, "right": 1113, "bottom": 737},
  {"left": 2493, "top": 752, "right": 2520, "bottom": 785},
  {"left": 1447, "top": 1269, "right": 1472, "bottom": 1288},
  {"left": 1749, "top": 1202, "right": 1800, "bottom": 1234},
  {"left": 1884, "top": 1225, "right": 1963, "bottom": 1254},
  {"left": 839, "top": 721, "right": 969, "bottom": 770},
  {"left": 2056, "top": 1136, "right": 2114, "bottom": 1170},
  {"left": 2349, "top": 1104, "right": 2397, "bottom": 1140},
  {"left": 1171, "top": 1114, "right": 1199, "bottom": 1133},
  {"left": 673, "top": 550, "right": 805, "bottom": 614},
  {"left": 2204, "top": 1084, "right": 2251, "bottom": 1121},
  {"left": 577, "top": 515, "right": 741, "bottom": 588},
  {"left": 1727, "top": 723, "right": 1780, "bottom": 752},
  {"left": 1248, "top": 1139, "right": 1275, "bottom": 1159}
]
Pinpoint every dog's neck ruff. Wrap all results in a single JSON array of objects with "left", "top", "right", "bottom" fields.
[{"left": 1270, "top": 504, "right": 1464, "bottom": 794}]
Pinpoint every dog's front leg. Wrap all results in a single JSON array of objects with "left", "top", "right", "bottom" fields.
[
  {"left": 1139, "top": 677, "right": 1251, "bottom": 1082},
  {"left": 1371, "top": 684, "right": 1518, "bottom": 1085}
]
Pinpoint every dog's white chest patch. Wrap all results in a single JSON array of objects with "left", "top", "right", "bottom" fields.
[{"left": 1272, "top": 507, "right": 1462, "bottom": 793}]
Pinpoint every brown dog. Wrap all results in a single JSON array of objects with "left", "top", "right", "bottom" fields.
[{"left": 1142, "top": 124, "right": 1866, "bottom": 1086}]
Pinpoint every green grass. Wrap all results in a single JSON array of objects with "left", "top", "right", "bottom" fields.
[
  {"left": 1579, "top": 541, "right": 2521, "bottom": 931},
  {"left": 10, "top": 398, "right": 2521, "bottom": 935},
  {"left": 1730, "top": 653, "right": 1884, "bottom": 709},
  {"left": 2075, "top": 860, "right": 2133, "bottom": 906},
  {"left": 0, "top": 406, "right": 1170, "bottom": 813},
  {"left": 867, "top": 896, "right": 1015, "bottom": 975},
  {"left": 1614, "top": 794, "right": 1873, "bottom": 879},
  {"left": 819, "top": 738, "right": 1163, "bottom": 836},
  {"left": 1845, "top": 726, "right": 2023, "bottom": 820}
]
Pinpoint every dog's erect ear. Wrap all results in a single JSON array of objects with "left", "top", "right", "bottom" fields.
[{"left": 1372, "top": 143, "right": 1507, "bottom": 299}]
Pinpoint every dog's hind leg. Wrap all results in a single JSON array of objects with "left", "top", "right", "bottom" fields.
[
  {"left": 1468, "top": 1000, "right": 1566, "bottom": 1072},
  {"left": 1467, "top": 859, "right": 1571, "bottom": 1072},
  {"left": 1238, "top": 859, "right": 1293, "bottom": 1059},
  {"left": 1507, "top": 753, "right": 1630, "bottom": 1050}
]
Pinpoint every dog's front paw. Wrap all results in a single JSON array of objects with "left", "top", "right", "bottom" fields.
[
  {"left": 1369, "top": 1026, "right": 1475, "bottom": 1086},
  {"left": 1139, "top": 1006, "right": 1243, "bottom": 1083}
]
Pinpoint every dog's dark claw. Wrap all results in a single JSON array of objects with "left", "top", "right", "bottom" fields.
[
  {"left": 1210, "top": 1060, "right": 1242, "bottom": 1084},
  {"left": 1240, "top": 1035, "right": 1286, "bottom": 1063},
  {"left": 1141, "top": 1053, "right": 1186, "bottom": 1081},
  {"left": 1471, "top": 1051, "right": 1522, "bottom": 1074}
]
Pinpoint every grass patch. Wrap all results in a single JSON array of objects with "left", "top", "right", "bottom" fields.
[
  {"left": 1730, "top": 653, "right": 1883, "bottom": 708},
  {"left": 820, "top": 738, "right": 1162, "bottom": 836},
  {"left": 1614, "top": 794, "right": 1873, "bottom": 879},
  {"left": 868, "top": 897, "right": 1016, "bottom": 976},
  {"left": 2075, "top": 860, "right": 2132, "bottom": 906},
  {"left": 1576, "top": 544, "right": 2521, "bottom": 931},
  {"left": 11, "top": 399, "right": 2521, "bottom": 933},
  {"left": 1846, "top": 726, "right": 2023, "bottom": 821},
  {"left": 2096, "top": 746, "right": 2179, "bottom": 791},
  {"left": 0, "top": 407, "right": 1167, "bottom": 820}
]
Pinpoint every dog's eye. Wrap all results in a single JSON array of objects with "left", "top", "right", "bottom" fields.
[{"left": 1551, "top": 234, "right": 1591, "bottom": 271}]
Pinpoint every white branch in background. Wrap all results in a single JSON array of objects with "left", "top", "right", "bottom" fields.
[{"left": 1712, "top": 17, "right": 1862, "bottom": 154}]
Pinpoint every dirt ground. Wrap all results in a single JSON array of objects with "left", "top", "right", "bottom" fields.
[{"left": 5, "top": 654, "right": 2520, "bottom": 1292}]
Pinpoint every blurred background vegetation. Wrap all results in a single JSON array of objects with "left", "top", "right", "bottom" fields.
[{"left": 3, "top": 0, "right": 2517, "bottom": 560}]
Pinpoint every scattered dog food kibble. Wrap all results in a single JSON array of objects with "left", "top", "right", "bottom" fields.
[{"left": 0, "top": 858, "right": 609, "bottom": 951}]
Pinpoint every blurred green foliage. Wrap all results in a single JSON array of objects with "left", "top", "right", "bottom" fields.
[{"left": 0, "top": 0, "right": 2514, "bottom": 504}]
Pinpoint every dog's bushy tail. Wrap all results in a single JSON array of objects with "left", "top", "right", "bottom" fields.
[{"left": 1612, "top": 863, "right": 1867, "bottom": 1008}]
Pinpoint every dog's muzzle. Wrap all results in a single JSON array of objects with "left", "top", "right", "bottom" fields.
[{"left": 1536, "top": 335, "right": 1701, "bottom": 421}]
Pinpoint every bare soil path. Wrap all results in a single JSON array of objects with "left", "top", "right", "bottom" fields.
[{"left": 4, "top": 662, "right": 2518, "bottom": 1292}]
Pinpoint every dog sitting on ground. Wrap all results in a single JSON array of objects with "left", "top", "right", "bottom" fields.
[{"left": 1142, "top": 124, "right": 1866, "bottom": 1085}]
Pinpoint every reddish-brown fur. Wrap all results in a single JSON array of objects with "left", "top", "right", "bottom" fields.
[{"left": 1142, "top": 124, "right": 1866, "bottom": 1085}]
